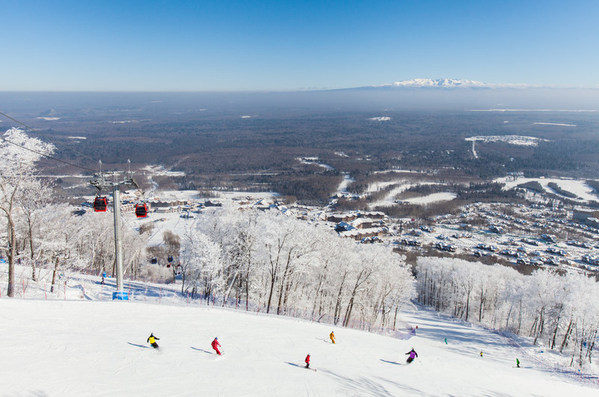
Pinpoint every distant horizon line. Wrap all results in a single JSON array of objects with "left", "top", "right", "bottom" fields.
[{"left": 1, "top": 86, "right": 598, "bottom": 94}]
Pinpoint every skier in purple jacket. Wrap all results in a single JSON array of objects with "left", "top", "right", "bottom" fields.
[{"left": 405, "top": 348, "right": 418, "bottom": 364}]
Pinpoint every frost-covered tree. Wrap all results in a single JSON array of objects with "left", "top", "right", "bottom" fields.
[
  {"left": 34, "top": 204, "right": 81, "bottom": 292},
  {"left": 0, "top": 128, "right": 54, "bottom": 297},
  {"left": 182, "top": 208, "right": 415, "bottom": 330},
  {"left": 16, "top": 177, "right": 54, "bottom": 281},
  {"left": 180, "top": 227, "right": 224, "bottom": 299},
  {"left": 415, "top": 257, "right": 599, "bottom": 367}
]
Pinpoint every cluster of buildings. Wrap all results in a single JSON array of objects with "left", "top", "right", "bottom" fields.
[{"left": 328, "top": 212, "right": 388, "bottom": 241}]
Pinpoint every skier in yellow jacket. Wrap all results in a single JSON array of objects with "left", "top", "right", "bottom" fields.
[
  {"left": 147, "top": 333, "right": 160, "bottom": 349},
  {"left": 329, "top": 331, "right": 336, "bottom": 344}
]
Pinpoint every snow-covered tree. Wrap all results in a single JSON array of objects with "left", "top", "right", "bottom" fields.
[
  {"left": 415, "top": 256, "right": 599, "bottom": 367},
  {"left": 16, "top": 177, "right": 55, "bottom": 281},
  {"left": 180, "top": 227, "right": 224, "bottom": 299},
  {"left": 0, "top": 128, "right": 54, "bottom": 297},
  {"left": 181, "top": 207, "right": 415, "bottom": 330}
]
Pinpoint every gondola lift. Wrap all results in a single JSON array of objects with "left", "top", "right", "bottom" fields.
[
  {"left": 93, "top": 196, "right": 108, "bottom": 212},
  {"left": 135, "top": 203, "right": 148, "bottom": 218}
]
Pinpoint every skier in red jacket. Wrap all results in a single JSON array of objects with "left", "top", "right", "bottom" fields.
[
  {"left": 211, "top": 337, "right": 222, "bottom": 355},
  {"left": 305, "top": 354, "right": 311, "bottom": 368}
]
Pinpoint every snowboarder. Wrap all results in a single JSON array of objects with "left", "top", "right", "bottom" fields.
[
  {"left": 147, "top": 333, "right": 160, "bottom": 349},
  {"left": 101, "top": 271, "right": 106, "bottom": 285},
  {"left": 211, "top": 337, "right": 222, "bottom": 355},
  {"left": 480, "top": 351, "right": 483, "bottom": 357},
  {"left": 516, "top": 358, "right": 520, "bottom": 368},
  {"left": 329, "top": 331, "right": 336, "bottom": 344},
  {"left": 305, "top": 354, "right": 311, "bottom": 368},
  {"left": 405, "top": 348, "right": 418, "bottom": 364},
  {"left": 444, "top": 338, "right": 447, "bottom": 344}
]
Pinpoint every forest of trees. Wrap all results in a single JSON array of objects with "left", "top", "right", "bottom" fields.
[
  {"left": 416, "top": 257, "right": 598, "bottom": 367},
  {"left": 19, "top": 101, "right": 599, "bottom": 204},
  {"left": 178, "top": 208, "right": 415, "bottom": 330}
]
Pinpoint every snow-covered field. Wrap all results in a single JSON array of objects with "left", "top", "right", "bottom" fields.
[
  {"left": 296, "top": 157, "right": 334, "bottom": 171},
  {"left": 465, "top": 135, "right": 548, "bottom": 146},
  {"left": 400, "top": 192, "right": 457, "bottom": 205},
  {"left": 496, "top": 176, "right": 599, "bottom": 203},
  {"left": 141, "top": 165, "right": 186, "bottom": 178},
  {"left": 533, "top": 122, "right": 576, "bottom": 127},
  {"left": 1, "top": 275, "right": 597, "bottom": 396},
  {"left": 335, "top": 173, "right": 354, "bottom": 195},
  {"left": 367, "top": 182, "right": 437, "bottom": 208},
  {"left": 364, "top": 175, "right": 598, "bottom": 209},
  {"left": 36, "top": 117, "right": 61, "bottom": 121}
]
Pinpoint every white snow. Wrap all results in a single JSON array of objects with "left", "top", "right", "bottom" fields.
[
  {"left": 400, "top": 192, "right": 457, "bottom": 205},
  {"left": 368, "top": 182, "right": 437, "bottom": 208},
  {"left": 0, "top": 260, "right": 597, "bottom": 396},
  {"left": 335, "top": 173, "right": 354, "bottom": 194},
  {"left": 130, "top": 189, "right": 279, "bottom": 245},
  {"left": 144, "top": 189, "right": 277, "bottom": 204},
  {"left": 1, "top": 290, "right": 596, "bottom": 396},
  {"left": 140, "top": 165, "right": 186, "bottom": 178},
  {"left": 471, "top": 141, "right": 479, "bottom": 159},
  {"left": 373, "top": 170, "right": 423, "bottom": 175},
  {"left": 366, "top": 180, "right": 407, "bottom": 194},
  {"left": 533, "top": 122, "right": 577, "bottom": 127},
  {"left": 387, "top": 78, "right": 488, "bottom": 88},
  {"left": 146, "top": 189, "right": 199, "bottom": 201},
  {"left": 497, "top": 177, "right": 599, "bottom": 202},
  {"left": 296, "top": 157, "right": 334, "bottom": 171},
  {"left": 465, "top": 135, "right": 548, "bottom": 147},
  {"left": 36, "top": 116, "right": 60, "bottom": 121},
  {"left": 375, "top": 79, "right": 537, "bottom": 89},
  {"left": 142, "top": 211, "right": 199, "bottom": 246}
]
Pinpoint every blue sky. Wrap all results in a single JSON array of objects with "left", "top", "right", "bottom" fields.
[{"left": 2, "top": 0, "right": 598, "bottom": 91}]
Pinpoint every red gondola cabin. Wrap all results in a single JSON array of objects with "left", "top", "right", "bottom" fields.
[
  {"left": 93, "top": 197, "right": 108, "bottom": 212},
  {"left": 135, "top": 203, "right": 148, "bottom": 218}
]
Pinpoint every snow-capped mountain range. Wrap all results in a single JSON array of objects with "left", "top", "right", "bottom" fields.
[
  {"left": 372, "top": 78, "right": 531, "bottom": 89},
  {"left": 388, "top": 78, "right": 488, "bottom": 88}
]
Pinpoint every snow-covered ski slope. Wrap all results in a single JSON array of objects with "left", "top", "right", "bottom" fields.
[{"left": 2, "top": 292, "right": 598, "bottom": 396}]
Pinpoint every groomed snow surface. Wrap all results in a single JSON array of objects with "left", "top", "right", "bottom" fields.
[{"left": 2, "top": 283, "right": 598, "bottom": 396}]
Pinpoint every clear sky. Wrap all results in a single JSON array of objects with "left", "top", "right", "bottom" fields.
[{"left": 2, "top": 0, "right": 598, "bottom": 91}]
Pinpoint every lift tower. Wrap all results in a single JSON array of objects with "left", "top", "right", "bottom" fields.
[{"left": 90, "top": 167, "right": 137, "bottom": 300}]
